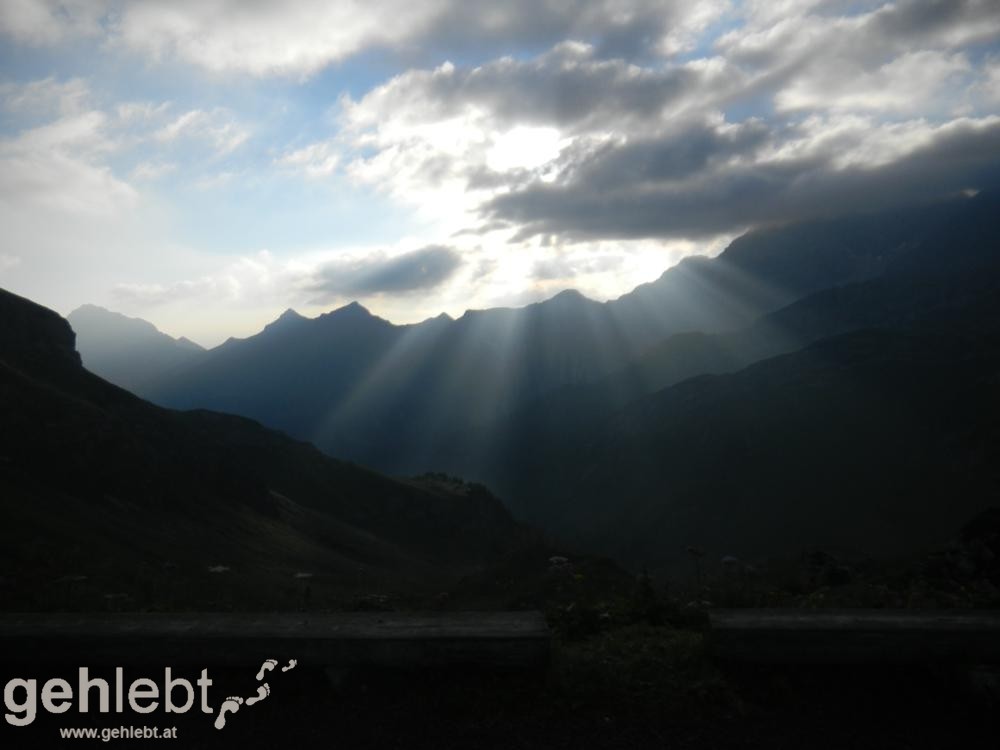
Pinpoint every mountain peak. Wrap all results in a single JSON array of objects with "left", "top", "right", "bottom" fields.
[
  {"left": 327, "top": 300, "right": 374, "bottom": 319},
  {"left": 277, "top": 307, "right": 304, "bottom": 322},
  {"left": 544, "top": 288, "right": 594, "bottom": 308},
  {"left": 262, "top": 307, "right": 308, "bottom": 335},
  {"left": 67, "top": 304, "right": 167, "bottom": 339},
  {"left": 70, "top": 303, "right": 110, "bottom": 316},
  {"left": 410, "top": 311, "right": 454, "bottom": 332},
  {"left": 551, "top": 288, "right": 587, "bottom": 301},
  {"left": 175, "top": 336, "right": 205, "bottom": 352}
]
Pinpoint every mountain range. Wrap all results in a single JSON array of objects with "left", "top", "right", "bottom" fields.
[
  {"left": 75, "top": 197, "right": 964, "bottom": 467},
  {"left": 64, "top": 190, "right": 1000, "bottom": 571}
]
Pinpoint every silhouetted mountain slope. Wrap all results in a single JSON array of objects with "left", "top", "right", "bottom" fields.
[
  {"left": 145, "top": 289, "right": 648, "bottom": 472},
  {"left": 0, "top": 289, "right": 525, "bottom": 611},
  {"left": 67, "top": 304, "right": 205, "bottom": 395},
  {"left": 603, "top": 193, "right": 985, "bottom": 396},
  {"left": 125, "top": 196, "right": 971, "bottom": 479},
  {"left": 543, "top": 321, "right": 1000, "bottom": 569},
  {"left": 484, "top": 191, "right": 1000, "bottom": 566},
  {"left": 481, "top": 190, "right": 1000, "bottom": 511},
  {"left": 150, "top": 302, "right": 405, "bottom": 448},
  {"left": 606, "top": 197, "right": 962, "bottom": 344}
]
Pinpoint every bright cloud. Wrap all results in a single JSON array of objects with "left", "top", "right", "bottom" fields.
[{"left": 0, "top": 107, "right": 136, "bottom": 216}]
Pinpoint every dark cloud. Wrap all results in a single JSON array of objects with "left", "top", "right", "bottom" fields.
[
  {"left": 871, "top": 0, "right": 1000, "bottom": 47},
  {"left": 309, "top": 245, "right": 462, "bottom": 299},
  {"left": 354, "top": 44, "right": 725, "bottom": 134},
  {"left": 486, "top": 119, "right": 1000, "bottom": 241},
  {"left": 400, "top": 0, "right": 685, "bottom": 63},
  {"left": 564, "top": 119, "right": 771, "bottom": 190}
]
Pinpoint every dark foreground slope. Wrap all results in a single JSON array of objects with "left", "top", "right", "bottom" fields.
[{"left": 0, "top": 288, "right": 526, "bottom": 612}]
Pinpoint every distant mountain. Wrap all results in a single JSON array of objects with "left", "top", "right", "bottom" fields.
[
  {"left": 144, "top": 289, "right": 646, "bottom": 473},
  {"left": 486, "top": 190, "right": 1000, "bottom": 567},
  {"left": 67, "top": 304, "right": 206, "bottom": 395},
  {"left": 605, "top": 197, "right": 961, "bottom": 345},
  {"left": 0, "top": 289, "right": 526, "bottom": 612},
  {"left": 105, "top": 196, "right": 970, "bottom": 481}
]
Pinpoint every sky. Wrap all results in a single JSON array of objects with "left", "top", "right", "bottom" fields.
[{"left": 0, "top": 0, "right": 998, "bottom": 346}]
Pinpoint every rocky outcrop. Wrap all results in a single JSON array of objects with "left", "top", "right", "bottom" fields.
[{"left": 0, "top": 288, "right": 81, "bottom": 376}]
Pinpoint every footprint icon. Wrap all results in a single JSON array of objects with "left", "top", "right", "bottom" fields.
[
  {"left": 281, "top": 659, "right": 298, "bottom": 673},
  {"left": 246, "top": 683, "right": 271, "bottom": 706},
  {"left": 213, "top": 696, "right": 244, "bottom": 730},
  {"left": 256, "top": 658, "right": 278, "bottom": 681}
]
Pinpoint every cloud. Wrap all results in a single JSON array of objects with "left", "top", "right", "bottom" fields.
[
  {"left": 330, "top": 1, "right": 1000, "bottom": 247},
  {"left": 0, "top": 77, "right": 244, "bottom": 224},
  {"left": 775, "top": 50, "right": 972, "bottom": 114},
  {"left": 125, "top": 0, "right": 969, "bottom": 106},
  {"left": 0, "top": 105, "right": 137, "bottom": 216},
  {"left": 0, "top": 76, "right": 90, "bottom": 116},
  {"left": 308, "top": 245, "right": 462, "bottom": 299},
  {"left": 111, "top": 251, "right": 296, "bottom": 307},
  {"left": 721, "top": 0, "right": 1000, "bottom": 68},
  {"left": 111, "top": 0, "right": 430, "bottom": 77},
  {"left": 716, "top": 1, "right": 1000, "bottom": 119},
  {"left": 0, "top": 107, "right": 171, "bottom": 328},
  {"left": 868, "top": 0, "right": 1000, "bottom": 49},
  {"left": 103, "top": 1, "right": 712, "bottom": 77},
  {"left": 130, "top": 160, "right": 176, "bottom": 181},
  {"left": 409, "top": 1, "right": 718, "bottom": 62},
  {"left": 115, "top": 100, "right": 171, "bottom": 123},
  {"left": 112, "top": 277, "right": 226, "bottom": 305},
  {"left": 971, "top": 55, "right": 1000, "bottom": 109},
  {"left": 533, "top": 253, "right": 623, "bottom": 281},
  {"left": 561, "top": 117, "right": 771, "bottom": 189},
  {"left": 332, "top": 46, "right": 747, "bottom": 238},
  {"left": 277, "top": 141, "right": 340, "bottom": 177},
  {"left": 486, "top": 116, "right": 1000, "bottom": 241},
  {"left": 0, "top": 0, "right": 110, "bottom": 45},
  {"left": 153, "top": 108, "right": 249, "bottom": 155},
  {"left": 341, "top": 44, "right": 739, "bottom": 136}
]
